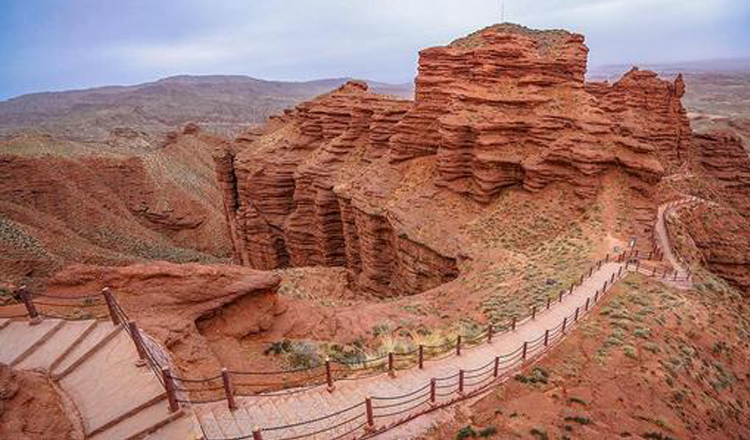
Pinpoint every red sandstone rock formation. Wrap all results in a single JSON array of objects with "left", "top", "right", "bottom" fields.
[
  {"left": 46, "top": 262, "right": 282, "bottom": 375},
  {"left": 216, "top": 24, "right": 743, "bottom": 296}
]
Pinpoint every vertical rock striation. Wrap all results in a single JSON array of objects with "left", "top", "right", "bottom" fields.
[{"left": 215, "top": 23, "right": 719, "bottom": 296}]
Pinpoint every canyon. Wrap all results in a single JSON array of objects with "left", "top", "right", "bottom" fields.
[{"left": 216, "top": 23, "right": 749, "bottom": 301}]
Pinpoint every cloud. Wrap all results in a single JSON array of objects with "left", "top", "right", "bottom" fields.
[{"left": 1, "top": 0, "right": 748, "bottom": 99}]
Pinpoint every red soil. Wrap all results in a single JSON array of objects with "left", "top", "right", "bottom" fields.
[{"left": 0, "top": 363, "right": 80, "bottom": 440}]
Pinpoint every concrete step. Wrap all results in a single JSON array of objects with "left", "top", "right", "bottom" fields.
[
  {"left": 52, "top": 321, "right": 117, "bottom": 378},
  {"left": 0, "top": 319, "right": 64, "bottom": 365},
  {"left": 59, "top": 329, "right": 167, "bottom": 434},
  {"left": 212, "top": 405, "right": 244, "bottom": 438},
  {"left": 88, "top": 398, "right": 184, "bottom": 440},
  {"left": 17, "top": 320, "right": 97, "bottom": 371},
  {"left": 143, "top": 412, "right": 203, "bottom": 440},
  {"left": 196, "top": 407, "right": 225, "bottom": 440}
]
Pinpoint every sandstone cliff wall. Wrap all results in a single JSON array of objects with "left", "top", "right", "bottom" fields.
[{"left": 215, "top": 24, "right": 714, "bottom": 297}]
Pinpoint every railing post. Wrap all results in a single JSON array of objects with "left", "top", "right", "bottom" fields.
[
  {"left": 511, "top": 316, "right": 517, "bottom": 331},
  {"left": 636, "top": 261, "right": 640, "bottom": 272},
  {"left": 252, "top": 427, "right": 263, "bottom": 440},
  {"left": 673, "top": 271, "right": 678, "bottom": 281},
  {"left": 222, "top": 368, "right": 236, "bottom": 410},
  {"left": 546, "top": 297, "right": 551, "bottom": 310},
  {"left": 325, "top": 358, "right": 335, "bottom": 391},
  {"left": 648, "top": 251, "right": 653, "bottom": 260},
  {"left": 18, "top": 286, "right": 39, "bottom": 322},
  {"left": 388, "top": 352, "right": 395, "bottom": 378},
  {"left": 597, "top": 260, "right": 602, "bottom": 269},
  {"left": 544, "top": 329, "right": 549, "bottom": 347},
  {"left": 365, "top": 397, "right": 375, "bottom": 428},
  {"left": 605, "top": 253, "right": 609, "bottom": 262},
  {"left": 618, "top": 266, "right": 623, "bottom": 277},
  {"left": 574, "top": 307, "right": 579, "bottom": 322},
  {"left": 594, "top": 290, "right": 599, "bottom": 302},
  {"left": 456, "top": 336, "right": 462, "bottom": 356},
  {"left": 588, "top": 267, "right": 593, "bottom": 277},
  {"left": 558, "top": 290, "right": 563, "bottom": 303},
  {"left": 127, "top": 321, "right": 148, "bottom": 367},
  {"left": 493, "top": 356, "right": 499, "bottom": 377},
  {"left": 430, "top": 378, "right": 436, "bottom": 403},
  {"left": 522, "top": 342, "right": 528, "bottom": 361},
  {"left": 585, "top": 298, "right": 590, "bottom": 311},
  {"left": 102, "top": 287, "right": 120, "bottom": 326},
  {"left": 418, "top": 345, "right": 424, "bottom": 369},
  {"left": 579, "top": 274, "right": 584, "bottom": 285},
  {"left": 532, "top": 306, "right": 537, "bottom": 320},
  {"left": 487, "top": 324, "right": 493, "bottom": 343},
  {"left": 652, "top": 267, "right": 657, "bottom": 277},
  {"left": 458, "top": 370, "right": 465, "bottom": 394},
  {"left": 634, "top": 250, "right": 639, "bottom": 259},
  {"left": 161, "top": 367, "right": 179, "bottom": 413},
  {"left": 562, "top": 317, "right": 567, "bottom": 334},
  {"left": 610, "top": 273, "right": 615, "bottom": 283}
]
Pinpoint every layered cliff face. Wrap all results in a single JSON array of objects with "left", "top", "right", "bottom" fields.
[
  {"left": 216, "top": 24, "right": 725, "bottom": 297},
  {"left": 1, "top": 125, "right": 232, "bottom": 284}
]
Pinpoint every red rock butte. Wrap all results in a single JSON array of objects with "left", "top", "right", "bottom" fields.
[{"left": 215, "top": 23, "right": 750, "bottom": 296}]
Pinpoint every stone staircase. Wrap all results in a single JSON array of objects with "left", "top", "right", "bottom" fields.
[{"left": 0, "top": 317, "right": 201, "bottom": 440}]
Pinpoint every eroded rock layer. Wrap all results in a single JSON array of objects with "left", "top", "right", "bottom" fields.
[{"left": 216, "top": 24, "right": 744, "bottom": 296}]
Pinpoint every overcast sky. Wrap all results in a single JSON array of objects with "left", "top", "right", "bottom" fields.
[{"left": 1, "top": 0, "right": 748, "bottom": 100}]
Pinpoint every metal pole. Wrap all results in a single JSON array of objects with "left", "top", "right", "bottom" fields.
[
  {"left": 102, "top": 287, "right": 120, "bottom": 326},
  {"left": 493, "top": 356, "right": 499, "bottom": 377},
  {"left": 127, "top": 321, "right": 148, "bottom": 365},
  {"left": 562, "top": 317, "right": 567, "bottom": 334},
  {"left": 19, "top": 286, "right": 39, "bottom": 321},
  {"left": 558, "top": 291, "right": 563, "bottom": 303},
  {"left": 574, "top": 307, "right": 579, "bottom": 322},
  {"left": 522, "top": 342, "right": 528, "bottom": 360},
  {"left": 546, "top": 297, "right": 551, "bottom": 310},
  {"left": 366, "top": 397, "right": 374, "bottom": 427},
  {"left": 222, "top": 368, "right": 236, "bottom": 410},
  {"left": 532, "top": 306, "right": 536, "bottom": 320},
  {"left": 418, "top": 345, "right": 424, "bottom": 369},
  {"left": 487, "top": 324, "right": 493, "bottom": 343},
  {"left": 511, "top": 316, "right": 517, "bottom": 331},
  {"left": 430, "top": 378, "right": 436, "bottom": 403},
  {"left": 585, "top": 298, "right": 590, "bottom": 311},
  {"left": 388, "top": 352, "right": 395, "bottom": 377},
  {"left": 326, "top": 358, "right": 334, "bottom": 391},
  {"left": 544, "top": 330, "right": 549, "bottom": 347},
  {"left": 456, "top": 336, "right": 462, "bottom": 356},
  {"left": 161, "top": 367, "right": 179, "bottom": 412},
  {"left": 458, "top": 370, "right": 464, "bottom": 394}
]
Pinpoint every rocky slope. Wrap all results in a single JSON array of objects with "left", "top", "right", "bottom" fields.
[
  {"left": 0, "top": 363, "right": 80, "bottom": 440},
  {"left": 0, "top": 124, "right": 233, "bottom": 285},
  {"left": 0, "top": 75, "right": 413, "bottom": 142},
  {"left": 217, "top": 23, "right": 720, "bottom": 298}
]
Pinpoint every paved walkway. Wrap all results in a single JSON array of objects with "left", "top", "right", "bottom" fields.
[
  {"left": 193, "top": 199, "right": 696, "bottom": 440},
  {"left": 0, "top": 317, "right": 201, "bottom": 440},
  {"left": 195, "top": 261, "right": 626, "bottom": 440},
  {"left": 0, "top": 199, "right": 694, "bottom": 440}
]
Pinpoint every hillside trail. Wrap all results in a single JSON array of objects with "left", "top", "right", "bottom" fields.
[
  {"left": 192, "top": 200, "right": 694, "bottom": 440},
  {"left": 0, "top": 199, "right": 693, "bottom": 440}
]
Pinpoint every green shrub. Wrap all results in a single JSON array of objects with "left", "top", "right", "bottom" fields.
[{"left": 565, "top": 415, "right": 591, "bottom": 425}]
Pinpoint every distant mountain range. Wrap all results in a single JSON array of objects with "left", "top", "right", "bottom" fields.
[
  {"left": 589, "top": 57, "right": 750, "bottom": 80},
  {"left": 0, "top": 75, "right": 414, "bottom": 142}
]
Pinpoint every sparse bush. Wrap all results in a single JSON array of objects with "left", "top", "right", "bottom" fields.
[
  {"left": 567, "top": 397, "right": 587, "bottom": 405},
  {"left": 529, "top": 428, "right": 548, "bottom": 440},
  {"left": 456, "top": 426, "right": 477, "bottom": 440},
  {"left": 565, "top": 415, "right": 591, "bottom": 425}
]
